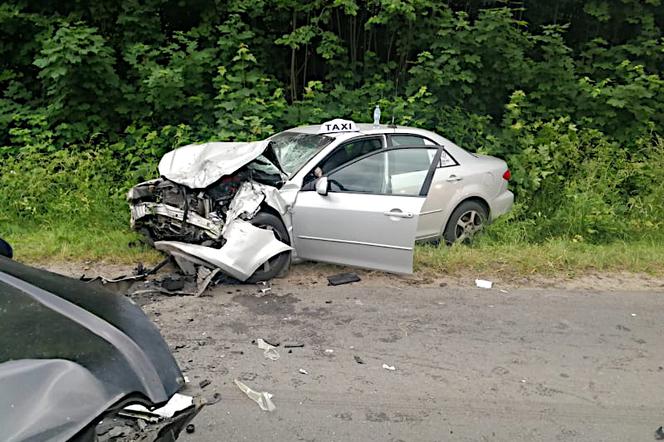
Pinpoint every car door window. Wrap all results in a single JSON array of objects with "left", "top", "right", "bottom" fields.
[
  {"left": 390, "top": 135, "right": 435, "bottom": 146},
  {"left": 328, "top": 148, "right": 437, "bottom": 196},
  {"left": 439, "top": 150, "right": 457, "bottom": 167},
  {"left": 319, "top": 137, "right": 383, "bottom": 175}
]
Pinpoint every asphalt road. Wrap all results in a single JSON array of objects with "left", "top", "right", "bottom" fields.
[{"left": 140, "top": 282, "right": 664, "bottom": 441}]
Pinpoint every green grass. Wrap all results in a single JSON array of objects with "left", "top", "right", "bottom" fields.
[
  {"left": 415, "top": 239, "right": 664, "bottom": 278},
  {"left": 3, "top": 223, "right": 161, "bottom": 264},
  {"left": 4, "top": 223, "right": 663, "bottom": 278}
]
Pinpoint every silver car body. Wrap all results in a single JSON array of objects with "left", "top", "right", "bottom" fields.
[
  {"left": 271, "top": 123, "right": 513, "bottom": 273},
  {"left": 129, "top": 121, "right": 513, "bottom": 277}
]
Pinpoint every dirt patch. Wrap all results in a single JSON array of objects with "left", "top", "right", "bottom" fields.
[
  {"left": 231, "top": 292, "right": 301, "bottom": 316},
  {"left": 37, "top": 260, "right": 664, "bottom": 293}
]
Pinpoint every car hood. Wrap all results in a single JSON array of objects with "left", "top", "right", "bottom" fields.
[
  {"left": 159, "top": 140, "right": 271, "bottom": 189},
  {"left": 0, "top": 256, "right": 184, "bottom": 441}
]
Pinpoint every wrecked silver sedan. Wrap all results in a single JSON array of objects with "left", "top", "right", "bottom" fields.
[{"left": 128, "top": 120, "right": 514, "bottom": 281}]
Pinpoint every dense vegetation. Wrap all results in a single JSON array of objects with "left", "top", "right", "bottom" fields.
[{"left": 1, "top": 0, "right": 663, "bottom": 255}]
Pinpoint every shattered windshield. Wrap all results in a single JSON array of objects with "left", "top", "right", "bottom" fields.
[{"left": 269, "top": 132, "right": 333, "bottom": 176}]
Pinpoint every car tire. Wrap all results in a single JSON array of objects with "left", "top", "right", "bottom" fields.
[
  {"left": 443, "top": 200, "right": 489, "bottom": 245},
  {"left": 246, "top": 212, "right": 291, "bottom": 282}
]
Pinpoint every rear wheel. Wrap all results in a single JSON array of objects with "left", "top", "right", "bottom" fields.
[
  {"left": 443, "top": 201, "right": 488, "bottom": 244},
  {"left": 247, "top": 212, "right": 291, "bottom": 282}
]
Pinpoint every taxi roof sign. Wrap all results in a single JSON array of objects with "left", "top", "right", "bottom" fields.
[{"left": 317, "top": 119, "right": 359, "bottom": 134}]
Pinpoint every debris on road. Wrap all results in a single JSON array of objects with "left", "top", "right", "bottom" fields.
[
  {"left": 256, "top": 338, "right": 280, "bottom": 361},
  {"left": 324, "top": 349, "right": 334, "bottom": 354},
  {"left": 234, "top": 379, "right": 276, "bottom": 412},
  {"left": 299, "top": 368, "right": 308, "bottom": 375},
  {"left": 354, "top": 355, "right": 365, "bottom": 365},
  {"left": 328, "top": 272, "right": 361, "bottom": 286},
  {"left": 382, "top": 364, "right": 396, "bottom": 371},
  {"left": 186, "top": 424, "right": 196, "bottom": 434},
  {"left": 121, "top": 393, "right": 195, "bottom": 420},
  {"left": 199, "top": 379, "right": 211, "bottom": 389},
  {"left": 208, "top": 392, "right": 222, "bottom": 405},
  {"left": 284, "top": 343, "right": 304, "bottom": 348},
  {"left": 475, "top": 279, "right": 493, "bottom": 289},
  {"left": 655, "top": 426, "right": 664, "bottom": 440},
  {"left": 257, "top": 281, "right": 272, "bottom": 295},
  {"left": 161, "top": 275, "right": 185, "bottom": 292}
]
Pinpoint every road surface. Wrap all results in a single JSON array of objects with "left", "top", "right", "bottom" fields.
[{"left": 139, "top": 282, "right": 664, "bottom": 441}]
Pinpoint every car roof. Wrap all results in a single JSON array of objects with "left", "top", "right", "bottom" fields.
[
  {"left": 291, "top": 123, "right": 427, "bottom": 136},
  {"left": 287, "top": 123, "right": 458, "bottom": 144}
]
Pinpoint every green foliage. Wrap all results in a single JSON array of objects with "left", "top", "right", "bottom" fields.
[
  {"left": 33, "top": 22, "right": 120, "bottom": 141},
  {"left": 1, "top": 0, "right": 663, "bottom": 249}
]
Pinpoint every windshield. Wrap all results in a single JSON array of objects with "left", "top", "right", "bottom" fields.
[{"left": 269, "top": 131, "right": 333, "bottom": 176}]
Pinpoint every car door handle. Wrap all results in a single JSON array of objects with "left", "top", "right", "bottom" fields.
[
  {"left": 446, "top": 175, "right": 463, "bottom": 182},
  {"left": 384, "top": 209, "right": 414, "bottom": 219}
]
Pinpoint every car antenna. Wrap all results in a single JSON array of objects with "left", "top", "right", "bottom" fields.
[{"left": 388, "top": 115, "right": 397, "bottom": 129}]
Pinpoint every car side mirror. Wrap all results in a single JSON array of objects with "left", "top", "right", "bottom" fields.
[
  {"left": 0, "top": 237, "right": 13, "bottom": 259},
  {"left": 315, "top": 177, "right": 329, "bottom": 196}
]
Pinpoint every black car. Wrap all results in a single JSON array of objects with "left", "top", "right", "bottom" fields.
[{"left": 0, "top": 239, "right": 200, "bottom": 441}]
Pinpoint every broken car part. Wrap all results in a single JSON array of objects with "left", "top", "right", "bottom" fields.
[
  {"left": 0, "top": 256, "right": 199, "bottom": 441},
  {"left": 155, "top": 219, "right": 291, "bottom": 282},
  {"left": 234, "top": 379, "right": 276, "bottom": 412},
  {"left": 327, "top": 272, "right": 362, "bottom": 286}
]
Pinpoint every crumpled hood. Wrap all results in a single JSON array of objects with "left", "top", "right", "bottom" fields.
[{"left": 158, "top": 140, "right": 271, "bottom": 189}]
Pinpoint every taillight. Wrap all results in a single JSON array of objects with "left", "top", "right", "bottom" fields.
[{"left": 502, "top": 169, "right": 511, "bottom": 181}]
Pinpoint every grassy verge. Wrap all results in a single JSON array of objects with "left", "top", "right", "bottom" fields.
[
  {"left": 3, "top": 224, "right": 161, "bottom": 264},
  {"left": 415, "top": 239, "right": 664, "bottom": 277},
  {"left": 4, "top": 223, "right": 663, "bottom": 278}
]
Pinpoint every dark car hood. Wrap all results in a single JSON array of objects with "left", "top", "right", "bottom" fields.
[{"left": 0, "top": 256, "right": 184, "bottom": 441}]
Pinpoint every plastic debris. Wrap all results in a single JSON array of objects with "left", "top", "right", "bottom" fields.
[
  {"left": 631, "top": 313, "right": 637, "bottom": 317},
  {"left": 299, "top": 368, "right": 308, "bottom": 375},
  {"left": 199, "top": 379, "right": 211, "bottom": 389},
  {"left": 382, "top": 364, "right": 396, "bottom": 371},
  {"left": 324, "top": 349, "right": 334, "bottom": 354},
  {"left": 475, "top": 279, "right": 493, "bottom": 289},
  {"left": 327, "top": 272, "right": 361, "bottom": 286},
  {"left": 284, "top": 343, "right": 304, "bottom": 348},
  {"left": 354, "top": 355, "right": 365, "bottom": 365},
  {"left": 257, "top": 281, "right": 272, "bottom": 295},
  {"left": 186, "top": 424, "right": 195, "bottom": 434},
  {"left": 122, "top": 393, "right": 194, "bottom": 420},
  {"left": 234, "top": 379, "right": 276, "bottom": 412},
  {"left": 256, "top": 338, "right": 280, "bottom": 361}
]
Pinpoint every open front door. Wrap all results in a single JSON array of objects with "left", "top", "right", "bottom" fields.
[{"left": 292, "top": 147, "right": 442, "bottom": 273}]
